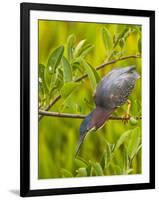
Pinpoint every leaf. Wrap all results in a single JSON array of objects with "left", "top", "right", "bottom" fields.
[
  {"left": 61, "top": 169, "right": 73, "bottom": 178},
  {"left": 66, "top": 34, "right": 76, "bottom": 61},
  {"left": 102, "top": 27, "right": 113, "bottom": 51},
  {"left": 76, "top": 168, "right": 87, "bottom": 177},
  {"left": 74, "top": 157, "right": 88, "bottom": 168},
  {"left": 100, "top": 142, "right": 111, "bottom": 169},
  {"left": 72, "top": 60, "right": 84, "bottom": 74},
  {"left": 109, "top": 163, "right": 122, "bottom": 175},
  {"left": 133, "top": 99, "right": 141, "bottom": 115},
  {"left": 126, "top": 127, "right": 141, "bottom": 160},
  {"left": 123, "top": 146, "right": 129, "bottom": 174},
  {"left": 114, "top": 130, "right": 132, "bottom": 152},
  {"left": 39, "top": 64, "right": 48, "bottom": 93},
  {"left": 49, "top": 68, "right": 63, "bottom": 94},
  {"left": 80, "top": 44, "right": 94, "bottom": 57},
  {"left": 39, "top": 64, "right": 45, "bottom": 78},
  {"left": 93, "top": 163, "right": 104, "bottom": 176},
  {"left": 76, "top": 104, "right": 82, "bottom": 113},
  {"left": 73, "top": 40, "right": 86, "bottom": 58},
  {"left": 62, "top": 56, "right": 72, "bottom": 82},
  {"left": 80, "top": 58, "right": 101, "bottom": 90},
  {"left": 119, "top": 38, "right": 125, "bottom": 49},
  {"left": 138, "top": 37, "right": 141, "bottom": 54},
  {"left": 47, "top": 46, "right": 64, "bottom": 74},
  {"left": 89, "top": 161, "right": 103, "bottom": 176},
  {"left": 126, "top": 168, "right": 134, "bottom": 174},
  {"left": 116, "top": 25, "right": 126, "bottom": 35},
  {"left": 60, "top": 82, "right": 80, "bottom": 99},
  {"left": 114, "top": 27, "right": 130, "bottom": 48},
  {"left": 86, "top": 164, "right": 92, "bottom": 176}
]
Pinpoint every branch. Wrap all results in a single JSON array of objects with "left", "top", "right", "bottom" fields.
[
  {"left": 39, "top": 110, "right": 142, "bottom": 120},
  {"left": 75, "top": 54, "right": 141, "bottom": 82},
  {"left": 39, "top": 54, "right": 141, "bottom": 120}
]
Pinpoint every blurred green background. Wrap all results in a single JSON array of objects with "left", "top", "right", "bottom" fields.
[{"left": 38, "top": 20, "right": 142, "bottom": 179}]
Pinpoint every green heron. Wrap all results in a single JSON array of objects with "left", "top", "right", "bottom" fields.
[{"left": 76, "top": 65, "right": 140, "bottom": 156}]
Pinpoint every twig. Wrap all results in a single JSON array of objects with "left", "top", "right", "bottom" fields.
[
  {"left": 75, "top": 54, "right": 141, "bottom": 82},
  {"left": 39, "top": 110, "right": 142, "bottom": 120},
  {"left": 39, "top": 54, "right": 141, "bottom": 120}
]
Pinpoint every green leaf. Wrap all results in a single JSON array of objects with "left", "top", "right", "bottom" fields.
[
  {"left": 114, "top": 27, "right": 129, "bottom": 48},
  {"left": 80, "top": 58, "right": 101, "bottom": 90},
  {"left": 89, "top": 161, "right": 103, "bottom": 176},
  {"left": 47, "top": 46, "right": 64, "bottom": 74},
  {"left": 102, "top": 27, "right": 113, "bottom": 51},
  {"left": 49, "top": 68, "right": 63, "bottom": 94},
  {"left": 76, "top": 168, "right": 87, "bottom": 177},
  {"left": 116, "top": 25, "right": 126, "bottom": 35},
  {"left": 119, "top": 38, "right": 125, "bottom": 49},
  {"left": 109, "top": 163, "right": 122, "bottom": 175},
  {"left": 66, "top": 34, "right": 76, "bottom": 61},
  {"left": 126, "top": 168, "right": 134, "bottom": 174},
  {"left": 114, "top": 130, "right": 132, "bottom": 152},
  {"left": 133, "top": 99, "right": 141, "bottom": 115},
  {"left": 60, "top": 82, "right": 80, "bottom": 99},
  {"left": 138, "top": 37, "right": 141, "bottom": 54},
  {"left": 126, "top": 127, "right": 141, "bottom": 160},
  {"left": 72, "top": 60, "right": 84, "bottom": 74},
  {"left": 74, "top": 157, "right": 88, "bottom": 168},
  {"left": 39, "top": 64, "right": 45, "bottom": 79},
  {"left": 73, "top": 40, "right": 86, "bottom": 58},
  {"left": 123, "top": 146, "right": 129, "bottom": 174},
  {"left": 39, "top": 64, "right": 48, "bottom": 93},
  {"left": 80, "top": 44, "right": 94, "bottom": 57},
  {"left": 61, "top": 169, "right": 73, "bottom": 178},
  {"left": 62, "top": 56, "right": 72, "bottom": 82},
  {"left": 100, "top": 142, "right": 111, "bottom": 169}
]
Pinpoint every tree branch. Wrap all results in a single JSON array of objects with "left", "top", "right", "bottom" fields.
[
  {"left": 75, "top": 54, "right": 141, "bottom": 82},
  {"left": 39, "top": 110, "right": 142, "bottom": 120},
  {"left": 39, "top": 54, "right": 141, "bottom": 120}
]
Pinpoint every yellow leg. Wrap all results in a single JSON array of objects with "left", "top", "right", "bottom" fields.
[{"left": 122, "top": 100, "right": 131, "bottom": 124}]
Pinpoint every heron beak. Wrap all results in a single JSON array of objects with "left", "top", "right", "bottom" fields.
[
  {"left": 87, "top": 126, "right": 96, "bottom": 132},
  {"left": 134, "top": 71, "right": 140, "bottom": 79}
]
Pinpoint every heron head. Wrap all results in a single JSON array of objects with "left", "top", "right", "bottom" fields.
[{"left": 119, "top": 65, "right": 140, "bottom": 79}]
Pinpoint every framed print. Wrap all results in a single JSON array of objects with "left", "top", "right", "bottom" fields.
[{"left": 20, "top": 2, "right": 155, "bottom": 197}]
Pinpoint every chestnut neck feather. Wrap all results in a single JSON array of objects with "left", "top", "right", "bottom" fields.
[{"left": 88, "top": 106, "right": 114, "bottom": 130}]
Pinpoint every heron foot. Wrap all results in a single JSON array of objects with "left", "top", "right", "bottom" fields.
[
  {"left": 122, "top": 112, "right": 131, "bottom": 124},
  {"left": 122, "top": 100, "right": 131, "bottom": 124}
]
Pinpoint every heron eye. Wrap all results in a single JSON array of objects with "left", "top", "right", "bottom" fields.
[{"left": 129, "top": 70, "right": 134, "bottom": 74}]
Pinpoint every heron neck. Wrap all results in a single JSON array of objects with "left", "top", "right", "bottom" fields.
[{"left": 89, "top": 106, "right": 113, "bottom": 130}]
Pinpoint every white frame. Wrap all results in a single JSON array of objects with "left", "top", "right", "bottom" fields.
[{"left": 30, "top": 10, "right": 150, "bottom": 190}]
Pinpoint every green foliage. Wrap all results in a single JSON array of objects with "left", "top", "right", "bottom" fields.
[
  {"left": 102, "top": 27, "right": 113, "bottom": 53},
  {"left": 47, "top": 46, "right": 64, "bottom": 74},
  {"left": 60, "top": 82, "right": 80, "bottom": 99},
  {"left": 125, "top": 127, "right": 141, "bottom": 160},
  {"left": 66, "top": 34, "right": 76, "bottom": 61},
  {"left": 38, "top": 21, "right": 142, "bottom": 179},
  {"left": 73, "top": 39, "right": 86, "bottom": 58},
  {"left": 80, "top": 58, "right": 101, "bottom": 90},
  {"left": 138, "top": 37, "right": 141, "bottom": 54},
  {"left": 62, "top": 56, "right": 72, "bottom": 82}
]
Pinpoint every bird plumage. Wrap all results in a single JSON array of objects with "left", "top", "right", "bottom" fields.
[{"left": 75, "top": 66, "right": 140, "bottom": 156}]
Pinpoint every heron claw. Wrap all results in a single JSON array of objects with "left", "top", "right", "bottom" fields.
[
  {"left": 122, "top": 100, "right": 131, "bottom": 124},
  {"left": 122, "top": 113, "right": 131, "bottom": 124}
]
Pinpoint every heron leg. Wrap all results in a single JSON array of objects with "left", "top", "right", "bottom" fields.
[{"left": 122, "top": 99, "right": 131, "bottom": 124}]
